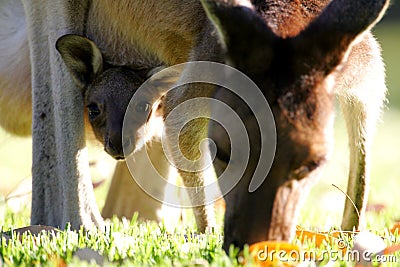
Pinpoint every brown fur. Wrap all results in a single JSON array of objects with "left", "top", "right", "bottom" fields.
[
  {"left": 253, "top": 0, "right": 328, "bottom": 38},
  {"left": 86, "top": 0, "right": 207, "bottom": 66}
]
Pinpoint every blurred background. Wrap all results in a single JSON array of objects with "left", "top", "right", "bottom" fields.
[{"left": 0, "top": 1, "right": 399, "bottom": 229}]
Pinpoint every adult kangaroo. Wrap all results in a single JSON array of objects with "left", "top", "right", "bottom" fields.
[
  {"left": 0, "top": 0, "right": 388, "bottom": 250},
  {"left": 202, "top": 0, "right": 388, "bottom": 249}
]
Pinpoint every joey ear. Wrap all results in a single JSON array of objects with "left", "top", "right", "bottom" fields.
[
  {"left": 56, "top": 34, "right": 103, "bottom": 89},
  {"left": 294, "top": 0, "right": 389, "bottom": 74},
  {"left": 201, "top": 0, "right": 276, "bottom": 74}
]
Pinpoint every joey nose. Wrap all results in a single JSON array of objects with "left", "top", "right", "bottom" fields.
[{"left": 105, "top": 135, "right": 124, "bottom": 160}]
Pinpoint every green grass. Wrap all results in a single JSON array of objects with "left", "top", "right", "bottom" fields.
[
  {"left": 0, "top": 207, "right": 245, "bottom": 266},
  {"left": 1, "top": 206, "right": 400, "bottom": 266}
]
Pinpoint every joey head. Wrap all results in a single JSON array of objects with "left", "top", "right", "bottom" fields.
[{"left": 56, "top": 34, "right": 164, "bottom": 160}]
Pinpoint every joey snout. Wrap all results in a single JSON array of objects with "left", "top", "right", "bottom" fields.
[{"left": 104, "top": 126, "right": 136, "bottom": 160}]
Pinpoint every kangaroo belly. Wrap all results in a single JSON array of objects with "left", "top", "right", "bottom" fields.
[
  {"left": 0, "top": 0, "right": 32, "bottom": 136},
  {"left": 85, "top": 0, "right": 207, "bottom": 67}
]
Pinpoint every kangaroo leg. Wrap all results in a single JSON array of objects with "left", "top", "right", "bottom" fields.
[
  {"left": 175, "top": 121, "right": 216, "bottom": 232},
  {"left": 338, "top": 33, "right": 386, "bottom": 230},
  {"left": 102, "top": 141, "right": 175, "bottom": 222},
  {"left": 22, "top": 0, "right": 103, "bottom": 229},
  {"left": 163, "top": 108, "right": 216, "bottom": 232},
  {"left": 102, "top": 161, "right": 161, "bottom": 220},
  {"left": 161, "top": 23, "right": 222, "bottom": 232}
]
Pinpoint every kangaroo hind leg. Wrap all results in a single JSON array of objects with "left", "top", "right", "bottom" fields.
[{"left": 338, "top": 33, "right": 386, "bottom": 230}]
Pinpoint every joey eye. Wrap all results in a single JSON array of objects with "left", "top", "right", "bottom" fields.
[
  {"left": 87, "top": 103, "right": 101, "bottom": 120},
  {"left": 135, "top": 101, "right": 151, "bottom": 113}
]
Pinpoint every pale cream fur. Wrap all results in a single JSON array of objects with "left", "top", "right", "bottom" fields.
[
  {"left": 336, "top": 33, "right": 387, "bottom": 230},
  {"left": 0, "top": 0, "right": 31, "bottom": 136}
]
